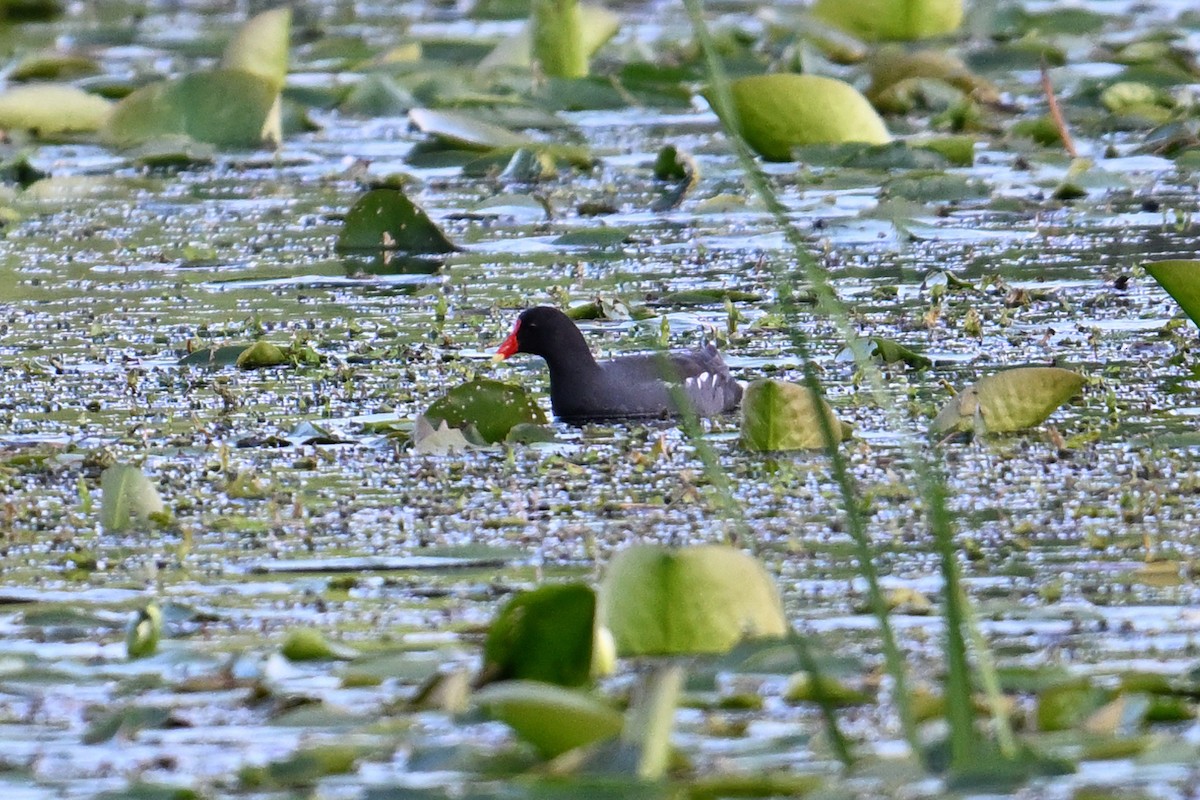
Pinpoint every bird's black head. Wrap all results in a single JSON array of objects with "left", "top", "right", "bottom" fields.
[{"left": 494, "top": 306, "right": 578, "bottom": 361}]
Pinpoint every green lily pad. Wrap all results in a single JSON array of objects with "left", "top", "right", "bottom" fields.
[
  {"left": 177, "top": 344, "right": 255, "bottom": 368},
  {"left": 478, "top": 3, "right": 619, "bottom": 73},
  {"left": 281, "top": 628, "right": 358, "bottom": 661},
  {"left": 814, "top": 0, "right": 962, "bottom": 41},
  {"left": 101, "top": 464, "right": 166, "bottom": 533},
  {"left": 240, "top": 744, "right": 363, "bottom": 789},
  {"left": 236, "top": 340, "right": 288, "bottom": 370},
  {"left": 425, "top": 379, "right": 546, "bottom": 444},
  {"left": 10, "top": 53, "right": 100, "bottom": 82},
  {"left": 740, "top": 379, "right": 849, "bottom": 452},
  {"left": 553, "top": 227, "right": 630, "bottom": 248},
  {"left": 336, "top": 188, "right": 458, "bottom": 254},
  {"left": 655, "top": 289, "right": 761, "bottom": 306},
  {"left": 409, "top": 107, "right": 592, "bottom": 168},
  {"left": 868, "top": 337, "right": 933, "bottom": 368},
  {"left": 599, "top": 544, "right": 788, "bottom": 656},
  {"left": 1146, "top": 260, "right": 1200, "bottom": 328},
  {"left": 84, "top": 706, "right": 173, "bottom": 745},
  {"left": 532, "top": 0, "right": 586, "bottom": 78},
  {"left": 475, "top": 680, "right": 623, "bottom": 758},
  {"left": 483, "top": 583, "right": 596, "bottom": 687},
  {"left": 931, "top": 367, "right": 1085, "bottom": 435},
  {"left": 0, "top": 83, "right": 112, "bottom": 136},
  {"left": 409, "top": 107, "right": 532, "bottom": 151},
  {"left": 220, "top": 6, "right": 291, "bottom": 91},
  {"left": 723, "top": 74, "right": 891, "bottom": 162},
  {"left": 104, "top": 69, "right": 280, "bottom": 149}
]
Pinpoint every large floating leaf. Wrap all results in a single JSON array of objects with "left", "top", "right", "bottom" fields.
[
  {"left": 1145, "top": 261, "right": 1200, "bottom": 328},
  {"left": 336, "top": 188, "right": 458, "bottom": 254},
  {"left": 478, "top": 4, "right": 619, "bottom": 72},
  {"left": 219, "top": 6, "right": 290, "bottom": 144},
  {"left": 103, "top": 8, "right": 290, "bottom": 149},
  {"left": 482, "top": 583, "right": 596, "bottom": 687},
  {"left": 101, "top": 464, "right": 166, "bottom": 533},
  {"left": 599, "top": 544, "right": 787, "bottom": 656},
  {"left": 409, "top": 108, "right": 532, "bottom": 151},
  {"left": 931, "top": 367, "right": 1085, "bottom": 435},
  {"left": 532, "top": 0, "right": 585, "bottom": 78},
  {"left": 724, "top": 74, "right": 891, "bottom": 162},
  {"left": 220, "top": 6, "right": 291, "bottom": 90},
  {"left": 104, "top": 69, "right": 280, "bottom": 148},
  {"left": 424, "top": 378, "right": 546, "bottom": 444},
  {"left": 0, "top": 83, "right": 111, "bottom": 135},
  {"left": 813, "top": 0, "right": 963, "bottom": 41},
  {"left": 408, "top": 107, "right": 593, "bottom": 168},
  {"left": 740, "top": 379, "right": 849, "bottom": 452},
  {"left": 475, "top": 680, "right": 623, "bottom": 758}
]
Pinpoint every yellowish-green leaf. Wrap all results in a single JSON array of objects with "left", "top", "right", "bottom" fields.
[
  {"left": 931, "top": 367, "right": 1085, "bottom": 434},
  {"left": 599, "top": 544, "right": 787, "bottom": 656},
  {"left": 740, "top": 379, "right": 848, "bottom": 451},
  {"left": 478, "top": 4, "right": 619, "bottom": 72},
  {"left": 100, "top": 464, "right": 166, "bottom": 533},
  {"left": 724, "top": 74, "right": 891, "bottom": 162},
  {"left": 126, "top": 602, "right": 162, "bottom": 660},
  {"left": 0, "top": 83, "right": 112, "bottom": 135},
  {"left": 532, "top": 0, "right": 585, "bottom": 78},
  {"left": 221, "top": 7, "right": 292, "bottom": 90},
  {"left": 103, "top": 69, "right": 279, "bottom": 149},
  {"left": 1146, "top": 260, "right": 1200, "bottom": 328},
  {"left": 236, "top": 341, "right": 287, "bottom": 370},
  {"left": 281, "top": 628, "right": 357, "bottom": 661},
  {"left": 475, "top": 680, "right": 623, "bottom": 758},
  {"left": 813, "top": 0, "right": 963, "bottom": 41}
]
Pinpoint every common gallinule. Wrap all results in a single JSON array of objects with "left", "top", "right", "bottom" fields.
[{"left": 493, "top": 306, "right": 742, "bottom": 422}]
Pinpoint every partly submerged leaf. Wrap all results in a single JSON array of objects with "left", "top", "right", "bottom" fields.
[
  {"left": 867, "top": 336, "right": 933, "bottom": 368},
  {"left": 1146, "top": 260, "right": 1200, "bottom": 328},
  {"left": 336, "top": 188, "right": 458, "bottom": 254},
  {"left": 723, "top": 74, "right": 891, "bottom": 162},
  {"left": 409, "top": 107, "right": 532, "bottom": 151},
  {"left": 104, "top": 69, "right": 279, "bottom": 148},
  {"left": 931, "top": 367, "right": 1085, "bottom": 435},
  {"left": 281, "top": 628, "right": 357, "bottom": 661},
  {"left": 553, "top": 227, "right": 630, "bottom": 248},
  {"left": 813, "top": 0, "right": 963, "bottom": 41},
  {"left": 411, "top": 416, "right": 476, "bottom": 455},
  {"left": 740, "top": 379, "right": 848, "bottom": 452},
  {"left": 424, "top": 379, "right": 546, "bottom": 444},
  {"left": 126, "top": 601, "right": 163, "bottom": 660},
  {"left": 101, "top": 464, "right": 166, "bottom": 533},
  {"left": 475, "top": 680, "right": 623, "bottom": 758},
  {"left": 220, "top": 7, "right": 291, "bottom": 91},
  {"left": 240, "top": 744, "right": 362, "bottom": 790},
  {"left": 482, "top": 583, "right": 596, "bottom": 687},
  {"left": 235, "top": 341, "right": 288, "bottom": 370},
  {"left": 0, "top": 83, "right": 112, "bottom": 135},
  {"left": 599, "top": 544, "right": 788, "bottom": 656}
]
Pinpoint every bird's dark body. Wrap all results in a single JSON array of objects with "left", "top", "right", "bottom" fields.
[{"left": 496, "top": 307, "right": 742, "bottom": 422}]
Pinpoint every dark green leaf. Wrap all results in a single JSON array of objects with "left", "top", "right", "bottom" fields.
[{"left": 337, "top": 188, "right": 459, "bottom": 254}]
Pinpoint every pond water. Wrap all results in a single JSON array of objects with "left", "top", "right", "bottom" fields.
[{"left": 2, "top": 0, "right": 1200, "bottom": 797}]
